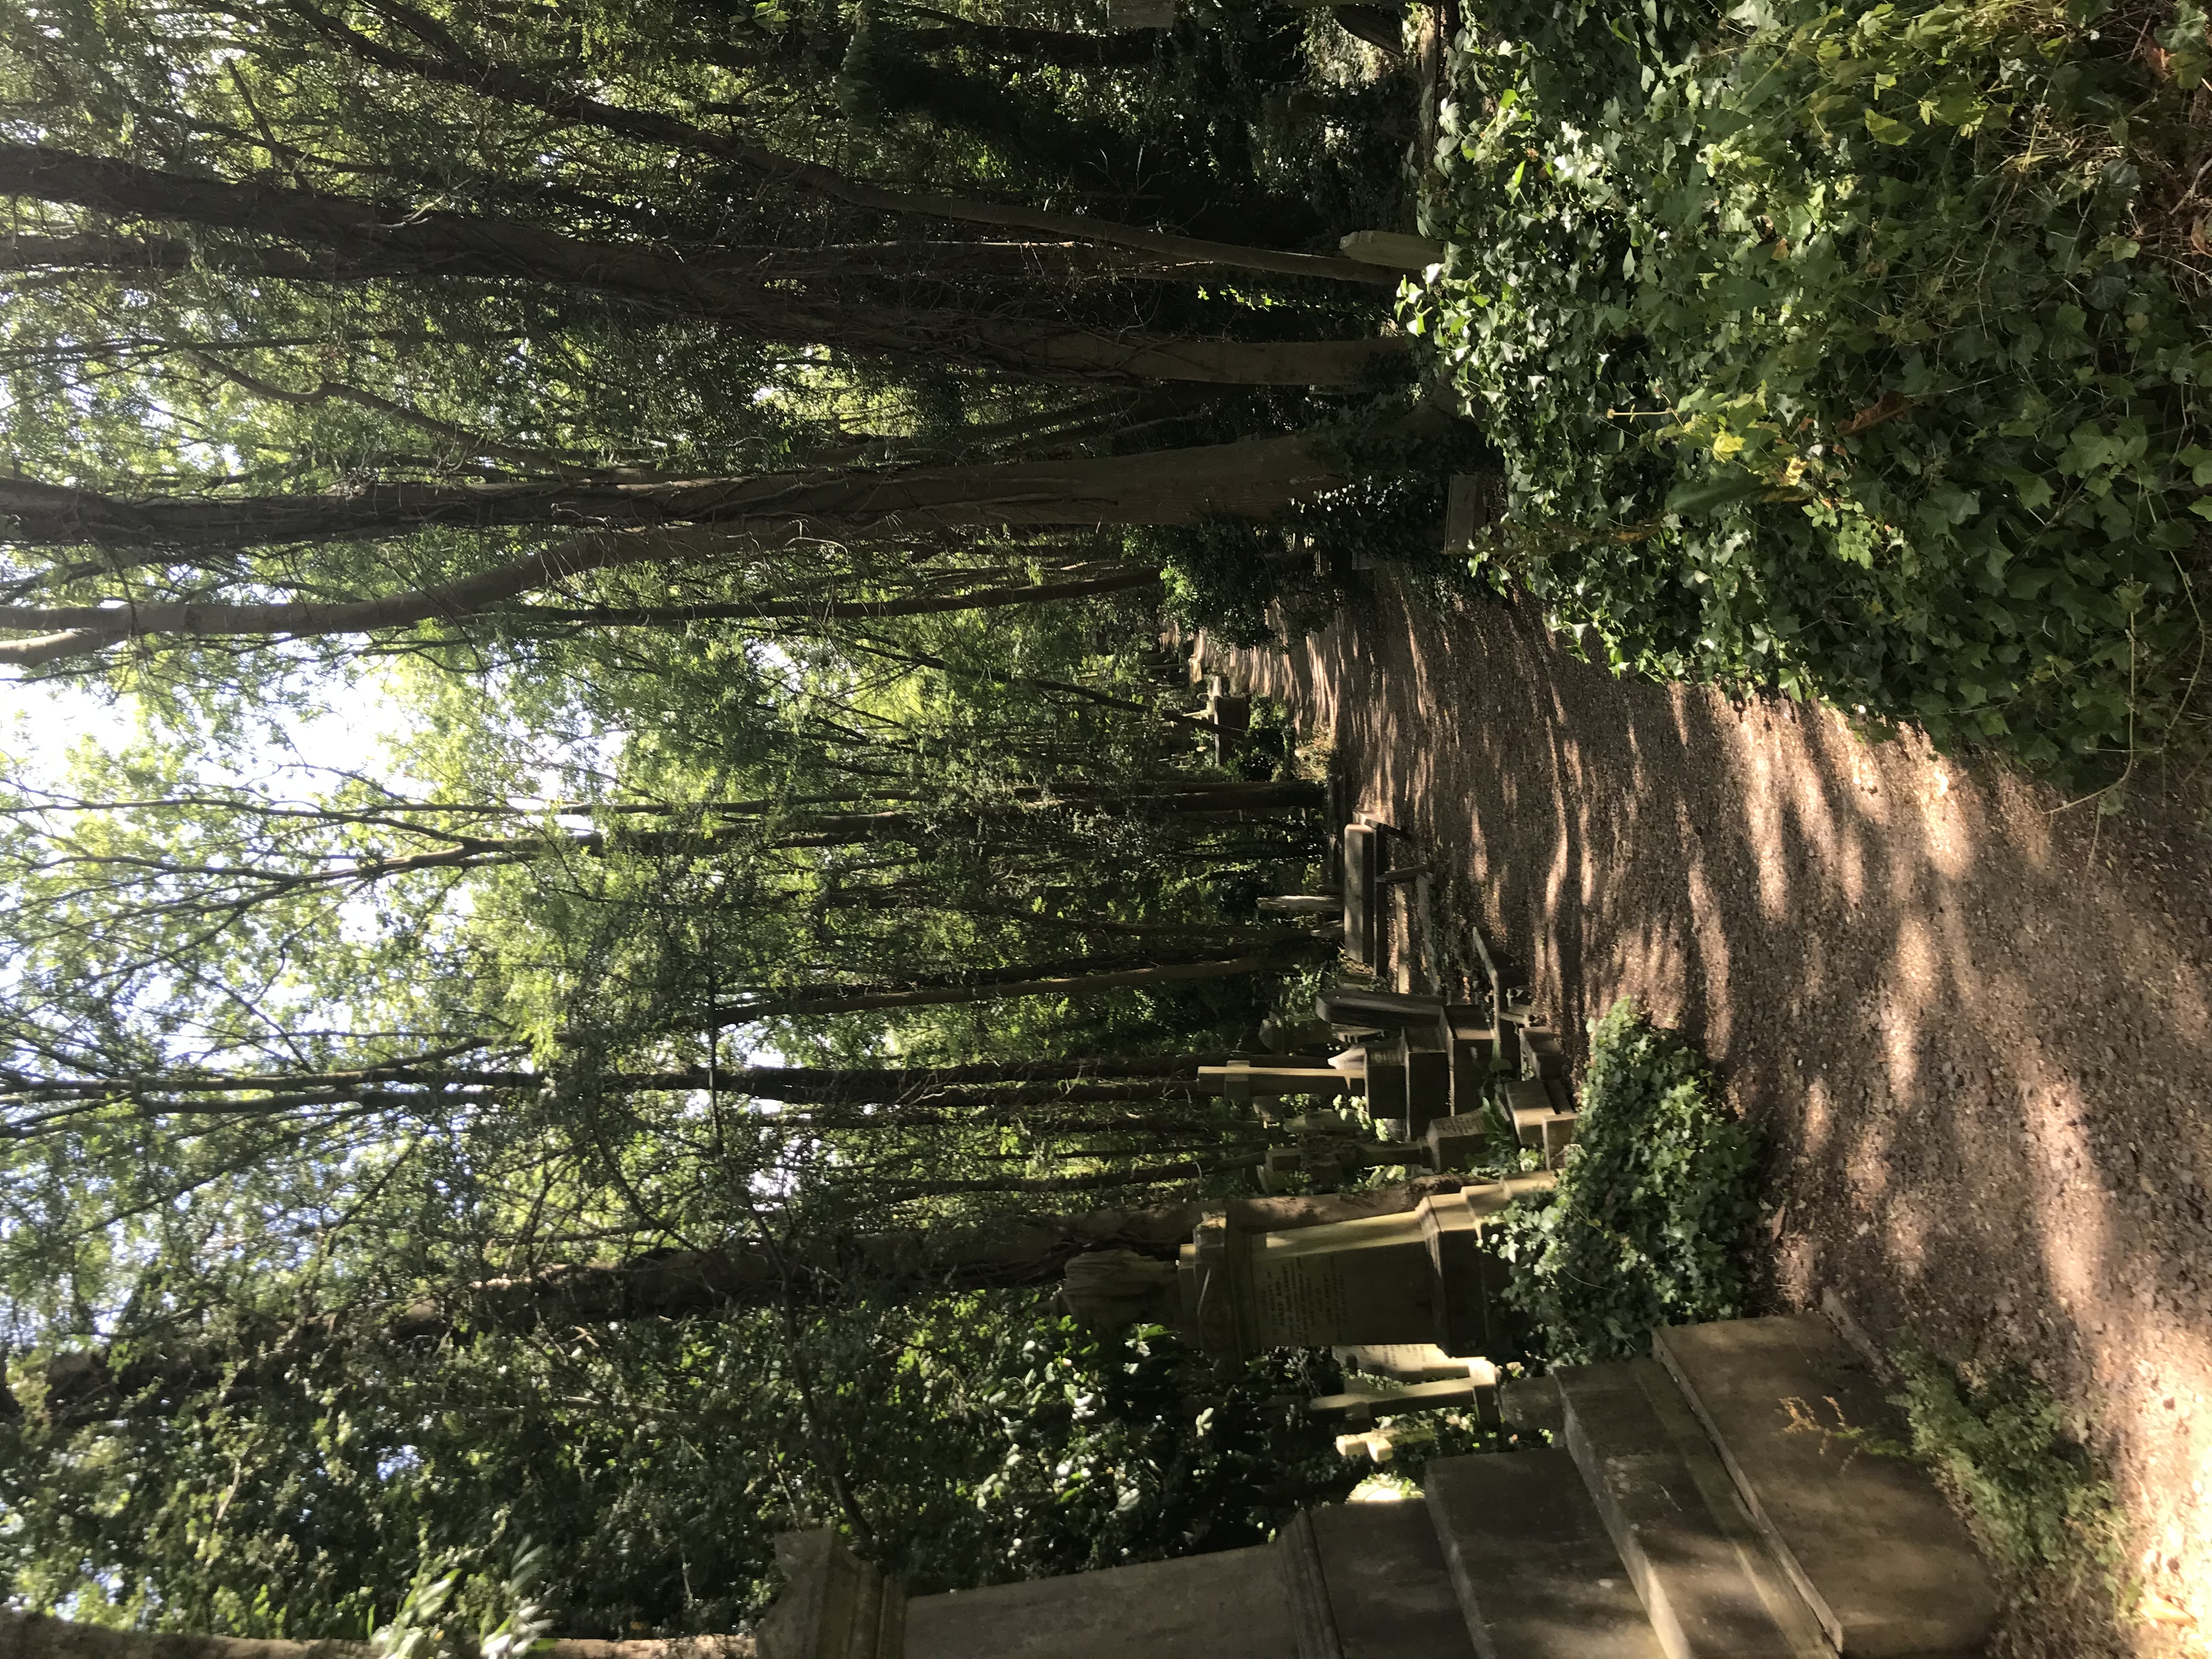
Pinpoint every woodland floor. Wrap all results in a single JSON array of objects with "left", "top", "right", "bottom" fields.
[{"left": 1203, "top": 581, "right": 2212, "bottom": 1659}]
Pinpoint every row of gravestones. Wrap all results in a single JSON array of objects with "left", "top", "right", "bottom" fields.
[
  {"left": 756, "top": 1312, "right": 1999, "bottom": 1659},
  {"left": 1049, "top": 808, "right": 1579, "bottom": 1395}
]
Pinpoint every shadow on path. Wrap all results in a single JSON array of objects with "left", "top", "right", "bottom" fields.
[{"left": 1215, "top": 584, "right": 2212, "bottom": 1657}]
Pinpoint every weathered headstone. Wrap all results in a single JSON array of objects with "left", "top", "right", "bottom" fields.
[
  {"left": 1176, "top": 1176, "right": 1554, "bottom": 1364},
  {"left": 1342, "top": 822, "right": 1381, "bottom": 966},
  {"left": 1425, "top": 1110, "right": 1493, "bottom": 1171}
]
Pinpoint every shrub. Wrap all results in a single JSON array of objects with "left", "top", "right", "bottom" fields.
[
  {"left": 1406, "top": 0, "right": 2212, "bottom": 778},
  {"left": 1492, "top": 1000, "right": 1761, "bottom": 1362},
  {"left": 1891, "top": 1346, "right": 2128, "bottom": 1594}
]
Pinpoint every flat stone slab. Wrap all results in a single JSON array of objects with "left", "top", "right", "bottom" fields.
[
  {"left": 1426, "top": 1450, "right": 1663, "bottom": 1659},
  {"left": 906, "top": 1544, "right": 1295, "bottom": 1659},
  {"left": 1654, "top": 1316, "right": 2000, "bottom": 1659},
  {"left": 1555, "top": 1362, "right": 1830, "bottom": 1659},
  {"left": 1305, "top": 1498, "right": 1480, "bottom": 1659},
  {"left": 1499, "top": 1372, "right": 1565, "bottom": 1441}
]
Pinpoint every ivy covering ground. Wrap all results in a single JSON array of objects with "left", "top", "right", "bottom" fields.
[
  {"left": 1492, "top": 1000, "right": 1761, "bottom": 1363},
  {"left": 1406, "top": 0, "right": 2212, "bottom": 778}
]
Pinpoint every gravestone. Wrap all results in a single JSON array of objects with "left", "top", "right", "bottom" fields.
[
  {"left": 1194, "top": 1060, "right": 1351, "bottom": 1104},
  {"left": 1334, "top": 1341, "right": 1478, "bottom": 1380},
  {"left": 1342, "top": 822, "right": 1381, "bottom": 966},
  {"left": 1176, "top": 1176, "right": 1554, "bottom": 1365}
]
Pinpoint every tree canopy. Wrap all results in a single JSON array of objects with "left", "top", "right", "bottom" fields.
[{"left": 0, "top": 0, "right": 1463, "bottom": 1633}]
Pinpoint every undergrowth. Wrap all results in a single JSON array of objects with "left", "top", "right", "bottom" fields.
[
  {"left": 1491, "top": 1000, "right": 1762, "bottom": 1363},
  {"left": 1891, "top": 1346, "right": 2131, "bottom": 1601},
  {"left": 1407, "top": 0, "right": 2212, "bottom": 782}
]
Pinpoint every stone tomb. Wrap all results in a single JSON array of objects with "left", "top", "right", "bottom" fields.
[
  {"left": 755, "top": 1314, "right": 2001, "bottom": 1659},
  {"left": 1175, "top": 1176, "right": 1555, "bottom": 1365}
]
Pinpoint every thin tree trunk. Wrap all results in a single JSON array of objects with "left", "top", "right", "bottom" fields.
[
  {"left": 0, "top": 145, "right": 1402, "bottom": 387},
  {"left": 274, "top": 1, "right": 1390, "bottom": 287},
  {"left": 2, "top": 1053, "right": 1233, "bottom": 1105},
  {"left": 710, "top": 948, "right": 1311, "bottom": 1025},
  {"left": 878, "top": 1148, "right": 1267, "bottom": 1197},
  {"left": 517, "top": 566, "right": 1161, "bottom": 625}
]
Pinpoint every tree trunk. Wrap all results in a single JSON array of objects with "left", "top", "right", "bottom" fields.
[
  {"left": 4, "top": 1053, "right": 1233, "bottom": 1106},
  {"left": 0, "top": 433, "right": 1347, "bottom": 556},
  {"left": 0, "top": 1612, "right": 755, "bottom": 1659},
  {"left": 710, "top": 946, "right": 1316, "bottom": 1026},
  {"left": 520, "top": 566, "right": 1163, "bottom": 627},
  {"left": 0, "top": 145, "right": 1401, "bottom": 387},
  {"left": 0, "top": 434, "right": 1359, "bottom": 664},
  {"left": 29, "top": 1181, "right": 1474, "bottom": 1421},
  {"left": 878, "top": 1148, "right": 1268, "bottom": 1197}
]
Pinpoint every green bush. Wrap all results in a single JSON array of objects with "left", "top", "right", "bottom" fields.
[
  {"left": 1492, "top": 1000, "right": 1761, "bottom": 1363},
  {"left": 1891, "top": 1346, "right": 2128, "bottom": 1593},
  {"left": 1407, "top": 0, "right": 2212, "bottom": 777}
]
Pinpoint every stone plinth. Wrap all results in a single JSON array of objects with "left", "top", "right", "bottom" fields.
[
  {"left": 1653, "top": 1317, "right": 2001, "bottom": 1659},
  {"left": 754, "top": 1531, "right": 905, "bottom": 1659},
  {"left": 1176, "top": 1177, "right": 1553, "bottom": 1364}
]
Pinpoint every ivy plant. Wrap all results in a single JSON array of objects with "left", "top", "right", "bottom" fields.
[
  {"left": 1491, "top": 1000, "right": 1761, "bottom": 1363},
  {"left": 1407, "top": 0, "right": 2212, "bottom": 777}
]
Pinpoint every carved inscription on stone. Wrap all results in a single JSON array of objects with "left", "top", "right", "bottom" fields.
[{"left": 1249, "top": 1252, "right": 1352, "bottom": 1347}]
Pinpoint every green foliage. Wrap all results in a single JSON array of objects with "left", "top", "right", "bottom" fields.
[
  {"left": 371, "top": 1541, "right": 554, "bottom": 1659},
  {"left": 1891, "top": 1345, "right": 2128, "bottom": 1594},
  {"left": 0, "top": 1299, "right": 1353, "bottom": 1638},
  {"left": 1492, "top": 1001, "right": 1761, "bottom": 1363},
  {"left": 1408, "top": 0, "right": 2212, "bottom": 776},
  {"left": 1142, "top": 403, "right": 1498, "bottom": 643},
  {"left": 938, "top": 1313, "right": 1357, "bottom": 1581}
]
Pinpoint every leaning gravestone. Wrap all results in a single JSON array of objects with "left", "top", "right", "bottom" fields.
[{"left": 1176, "top": 1175, "right": 1554, "bottom": 1365}]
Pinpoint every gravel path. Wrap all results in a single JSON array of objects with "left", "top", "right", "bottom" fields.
[{"left": 1205, "top": 583, "right": 2212, "bottom": 1658}]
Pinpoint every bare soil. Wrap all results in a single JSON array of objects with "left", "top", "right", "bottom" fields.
[{"left": 1203, "top": 582, "right": 2212, "bottom": 1659}]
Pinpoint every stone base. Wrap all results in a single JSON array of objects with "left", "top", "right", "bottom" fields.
[
  {"left": 1654, "top": 1318, "right": 2001, "bottom": 1659},
  {"left": 755, "top": 1314, "right": 2001, "bottom": 1659}
]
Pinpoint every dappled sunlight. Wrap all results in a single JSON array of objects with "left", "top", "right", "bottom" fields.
[{"left": 1207, "top": 580, "right": 2212, "bottom": 1659}]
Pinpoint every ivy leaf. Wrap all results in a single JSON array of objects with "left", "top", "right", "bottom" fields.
[{"left": 1666, "top": 471, "right": 1771, "bottom": 515}]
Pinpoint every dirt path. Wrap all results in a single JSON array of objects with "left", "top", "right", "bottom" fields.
[{"left": 1205, "top": 583, "right": 2212, "bottom": 1658}]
